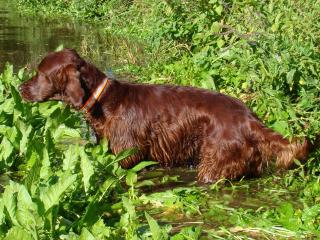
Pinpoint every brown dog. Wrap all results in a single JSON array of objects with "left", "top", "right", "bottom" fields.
[{"left": 19, "top": 49, "right": 309, "bottom": 183}]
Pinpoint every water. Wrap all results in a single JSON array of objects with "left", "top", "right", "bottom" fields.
[{"left": 0, "top": 0, "right": 142, "bottom": 74}]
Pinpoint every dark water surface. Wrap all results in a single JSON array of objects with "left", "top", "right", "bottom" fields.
[{"left": 0, "top": 0, "right": 141, "bottom": 73}]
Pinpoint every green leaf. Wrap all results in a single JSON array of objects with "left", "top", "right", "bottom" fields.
[
  {"left": 113, "top": 148, "right": 137, "bottom": 163},
  {"left": 0, "top": 136, "right": 14, "bottom": 166},
  {"left": 24, "top": 158, "right": 42, "bottom": 195},
  {"left": 53, "top": 125, "right": 81, "bottom": 142},
  {"left": 39, "top": 146, "right": 51, "bottom": 179},
  {"left": 104, "top": 148, "right": 137, "bottom": 169},
  {"left": 272, "top": 120, "right": 288, "bottom": 135},
  {"left": 217, "top": 39, "right": 225, "bottom": 48},
  {"left": 98, "top": 176, "right": 118, "bottom": 201},
  {"left": 145, "top": 212, "right": 168, "bottom": 240},
  {"left": 80, "top": 227, "right": 95, "bottom": 240},
  {"left": 10, "top": 85, "right": 23, "bottom": 114},
  {"left": 80, "top": 147, "right": 94, "bottom": 193},
  {"left": 122, "top": 196, "right": 136, "bottom": 219},
  {"left": 131, "top": 161, "right": 158, "bottom": 172},
  {"left": 63, "top": 144, "right": 80, "bottom": 172},
  {"left": 91, "top": 219, "right": 111, "bottom": 239},
  {"left": 19, "top": 125, "right": 32, "bottom": 155},
  {"left": 2, "top": 182, "right": 20, "bottom": 226},
  {"left": 0, "top": 198, "right": 4, "bottom": 225},
  {"left": 40, "top": 174, "right": 77, "bottom": 212},
  {"left": 126, "top": 171, "right": 137, "bottom": 187},
  {"left": 80, "top": 177, "right": 118, "bottom": 228},
  {"left": 4, "top": 226, "right": 33, "bottom": 240},
  {"left": 215, "top": 5, "right": 223, "bottom": 15},
  {"left": 16, "top": 185, "right": 38, "bottom": 230}
]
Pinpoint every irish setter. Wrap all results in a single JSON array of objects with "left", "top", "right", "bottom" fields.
[{"left": 19, "top": 49, "right": 309, "bottom": 183}]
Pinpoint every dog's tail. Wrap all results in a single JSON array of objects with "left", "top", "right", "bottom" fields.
[{"left": 253, "top": 122, "right": 310, "bottom": 169}]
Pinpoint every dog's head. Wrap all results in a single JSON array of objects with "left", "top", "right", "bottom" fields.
[{"left": 19, "top": 48, "right": 105, "bottom": 109}]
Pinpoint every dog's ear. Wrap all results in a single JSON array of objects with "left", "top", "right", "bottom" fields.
[{"left": 64, "top": 65, "right": 85, "bottom": 108}]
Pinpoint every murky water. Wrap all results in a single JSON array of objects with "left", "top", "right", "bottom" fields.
[{"left": 0, "top": 0, "right": 143, "bottom": 74}]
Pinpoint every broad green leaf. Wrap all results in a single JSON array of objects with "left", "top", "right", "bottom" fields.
[
  {"left": 91, "top": 219, "right": 111, "bottom": 239},
  {"left": 19, "top": 125, "right": 32, "bottom": 154},
  {"left": 122, "top": 196, "right": 136, "bottom": 219},
  {"left": 272, "top": 120, "right": 288, "bottom": 135},
  {"left": 286, "top": 69, "right": 296, "bottom": 90},
  {"left": 16, "top": 185, "right": 38, "bottom": 230},
  {"left": 0, "top": 125, "right": 11, "bottom": 134},
  {"left": 105, "top": 148, "right": 137, "bottom": 169},
  {"left": 98, "top": 176, "right": 118, "bottom": 201},
  {"left": 217, "top": 39, "right": 224, "bottom": 48},
  {"left": 215, "top": 5, "right": 223, "bottom": 15},
  {"left": 301, "top": 204, "right": 320, "bottom": 229},
  {"left": 80, "top": 177, "right": 118, "bottom": 228},
  {"left": 2, "top": 182, "right": 22, "bottom": 226},
  {"left": 53, "top": 125, "right": 81, "bottom": 142},
  {"left": 79, "top": 198, "right": 101, "bottom": 228},
  {"left": 131, "top": 161, "right": 158, "bottom": 172},
  {"left": 80, "top": 227, "right": 95, "bottom": 240},
  {"left": 4, "top": 126, "right": 20, "bottom": 150},
  {"left": 10, "top": 85, "right": 23, "bottom": 114},
  {"left": 24, "top": 158, "right": 42, "bottom": 195},
  {"left": 126, "top": 171, "right": 137, "bottom": 186},
  {"left": 80, "top": 148, "right": 94, "bottom": 193},
  {"left": 0, "top": 198, "right": 4, "bottom": 225},
  {"left": 113, "top": 148, "right": 137, "bottom": 163},
  {"left": 17, "top": 67, "right": 24, "bottom": 80},
  {"left": 210, "top": 21, "right": 220, "bottom": 33},
  {"left": 0, "top": 136, "right": 14, "bottom": 165},
  {"left": 4, "top": 226, "right": 33, "bottom": 240},
  {"left": 38, "top": 101, "right": 61, "bottom": 117},
  {"left": 145, "top": 212, "right": 168, "bottom": 240},
  {"left": 63, "top": 145, "right": 80, "bottom": 172},
  {"left": 39, "top": 147, "right": 51, "bottom": 179},
  {"left": 40, "top": 174, "right": 77, "bottom": 212}
]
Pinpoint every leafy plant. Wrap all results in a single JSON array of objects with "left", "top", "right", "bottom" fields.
[{"left": 3, "top": 0, "right": 320, "bottom": 238}]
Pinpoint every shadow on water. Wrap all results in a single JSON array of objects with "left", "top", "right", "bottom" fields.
[{"left": 0, "top": 0, "right": 145, "bottom": 74}]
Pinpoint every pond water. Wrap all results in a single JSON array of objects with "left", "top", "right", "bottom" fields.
[{"left": 0, "top": 0, "right": 143, "bottom": 74}]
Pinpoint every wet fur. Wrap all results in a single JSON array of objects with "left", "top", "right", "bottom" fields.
[{"left": 19, "top": 49, "right": 309, "bottom": 183}]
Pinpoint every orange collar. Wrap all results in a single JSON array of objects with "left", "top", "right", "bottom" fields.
[{"left": 81, "top": 78, "right": 110, "bottom": 113}]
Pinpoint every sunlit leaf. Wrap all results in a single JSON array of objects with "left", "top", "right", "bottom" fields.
[
  {"left": 145, "top": 211, "right": 168, "bottom": 240},
  {"left": 80, "top": 147, "right": 94, "bottom": 193},
  {"left": 131, "top": 161, "right": 158, "bottom": 172},
  {"left": 4, "top": 226, "right": 33, "bottom": 240},
  {"left": 24, "top": 158, "right": 41, "bottom": 195},
  {"left": 16, "top": 185, "right": 38, "bottom": 230},
  {"left": 126, "top": 171, "right": 137, "bottom": 186},
  {"left": 80, "top": 227, "right": 95, "bottom": 240},
  {"left": 63, "top": 144, "right": 80, "bottom": 172},
  {"left": 40, "top": 174, "right": 77, "bottom": 212}
]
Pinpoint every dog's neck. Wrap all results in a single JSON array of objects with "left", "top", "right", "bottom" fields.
[
  {"left": 81, "top": 77, "right": 110, "bottom": 113},
  {"left": 79, "top": 62, "right": 109, "bottom": 109}
]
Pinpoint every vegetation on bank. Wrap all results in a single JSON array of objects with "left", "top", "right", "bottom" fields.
[{"left": 0, "top": 0, "right": 319, "bottom": 239}]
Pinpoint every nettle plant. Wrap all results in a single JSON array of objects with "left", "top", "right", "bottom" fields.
[{"left": 0, "top": 64, "right": 163, "bottom": 239}]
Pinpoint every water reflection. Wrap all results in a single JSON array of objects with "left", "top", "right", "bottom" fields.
[{"left": 0, "top": 0, "right": 144, "bottom": 74}]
